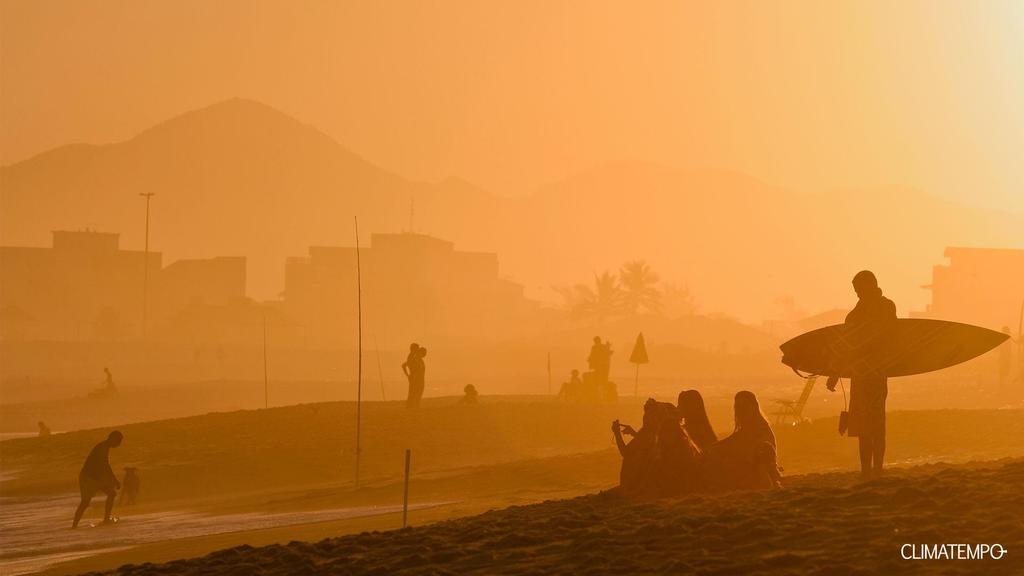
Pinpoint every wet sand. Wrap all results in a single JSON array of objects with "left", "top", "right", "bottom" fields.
[
  {"left": 0, "top": 495, "right": 448, "bottom": 576},
  {"left": 3, "top": 401, "right": 1024, "bottom": 575},
  {"left": 78, "top": 458, "right": 1024, "bottom": 575}
]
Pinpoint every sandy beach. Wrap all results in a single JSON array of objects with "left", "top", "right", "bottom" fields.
[
  {"left": 3, "top": 400, "right": 1023, "bottom": 575},
  {"left": 78, "top": 458, "right": 1024, "bottom": 575}
]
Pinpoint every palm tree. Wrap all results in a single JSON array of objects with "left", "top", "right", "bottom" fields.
[
  {"left": 619, "top": 260, "right": 662, "bottom": 315},
  {"left": 661, "top": 282, "right": 697, "bottom": 317},
  {"left": 555, "top": 271, "right": 623, "bottom": 325}
]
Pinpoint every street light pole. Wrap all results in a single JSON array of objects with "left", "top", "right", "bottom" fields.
[{"left": 140, "top": 193, "right": 156, "bottom": 340}]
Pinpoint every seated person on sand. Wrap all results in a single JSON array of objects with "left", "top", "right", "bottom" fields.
[
  {"left": 559, "top": 369, "right": 582, "bottom": 400},
  {"left": 459, "top": 384, "right": 479, "bottom": 405},
  {"left": 613, "top": 399, "right": 701, "bottom": 497},
  {"left": 705, "top": 391, "right": 782, "bottom": 490},
  {"left": 38, "top": 421, "right": 52, "bottom": 437},
  {"left": 612, "top": 400, "right": 661, "bottom": 496},
  {"left": 677, "top": 390, "right": 718, "bottom": 453},
  {"left": 650, "top": 401, "right": 702, "bottom": 496}
]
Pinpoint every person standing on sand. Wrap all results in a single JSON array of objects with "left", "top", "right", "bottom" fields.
[
  {"left": 828, "top": 270, "right": 897, "bottom": 478},
  {"left": 402, "top": 343, "right": 427, "bottom": 408},
  {"left": 72, "top": 430, "right": 123, "bottom": 528}
]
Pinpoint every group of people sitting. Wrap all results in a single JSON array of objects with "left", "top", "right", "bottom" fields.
[{"left": 612, "top": 390, "right": 781, "bottom": 497}]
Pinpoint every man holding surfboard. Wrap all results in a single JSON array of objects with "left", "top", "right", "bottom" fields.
[
  {"left": 782, "top": 274, "right": 1009, "bottom": 477},
  {"left": 828, "top": 271, "right": 897, "bottom": 478}
]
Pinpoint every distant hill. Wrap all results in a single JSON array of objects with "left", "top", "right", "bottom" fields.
[
  {"left": 499, "top": 162, "right": 1023, "bottom": 319},
  {"left": 4, "top": 99, "right": 1021, "bottom": 320},
  {"left": 0, "top": 98, "right": 499, "bottom": 300}
]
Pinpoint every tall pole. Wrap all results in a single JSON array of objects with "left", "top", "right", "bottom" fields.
[
  {"left": 263, "top": 314, "right": 269, "bottom": 409},
  {"left": 354, "top": 217, "right": 363, "bottom": 487},
  {"left": 139, "top": 193, "right": 156, "bottom": 340},
  {"left": 547, "top": 352, "right": 552, "bottom": 395},
  {"left": 375, "top": 336, "right": 386, "bottom": 401}
]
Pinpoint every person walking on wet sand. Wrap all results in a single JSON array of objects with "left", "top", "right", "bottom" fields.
[
  {"left": 828, "top": 270, "right": 897, "bottom": 478},
  {"left": 402, "top": 343, "right": 427, "bottom": 408},
  {"left": 72, "top": 430, "right": 123, "bottom": 528}
]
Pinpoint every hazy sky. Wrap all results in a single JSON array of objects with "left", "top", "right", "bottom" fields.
[{"left": 2, "top": 0, "right": 1023, "bottom": 212}]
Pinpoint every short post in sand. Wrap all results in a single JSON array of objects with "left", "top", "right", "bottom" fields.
[
  {"left": 402, "top": 448, "right": 411, "bottom": 528},
  {"left": 629, "top": 332, "right": 649, "bottom": 397},
  {"left": 1015, "top": 298, "right": 1023, "bottom": 385},
  {"left": 263, "top": 313, "right": 269, "bottom": 409}
]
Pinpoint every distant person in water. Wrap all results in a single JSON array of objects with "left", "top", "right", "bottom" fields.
[
  {"left": 103, "top": 367, "right": 116, "bottom": 392},
  {"left": 88, "top": 367, "right": 118, "bottom": 399},
  {"left": 708, "top": 391, "right": 781, "bottom": 489},
  {"left": 677, "top": 390, "right": 717, "bottom": 452},
  {"left": 37, "top": 421, "right": 51, "bottom": 437},
  {"left": 460, "top": 384, "right": 479, "bottom": 405},
  {"left": 829, "top": 270, "right": 897, "bottom": 478},
  {"left": 120, "top": 468, "right": 140, "bottom": 506},
  {"left": 72, "top": 430, "right": 123, "bottom": 528},
  {"left": 402, "top": 343, "right": 427, "bottom": 408}
]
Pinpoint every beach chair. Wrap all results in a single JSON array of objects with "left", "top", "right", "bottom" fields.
[{"left": 772, "top": 376, "right": 817, "bottom": 426}]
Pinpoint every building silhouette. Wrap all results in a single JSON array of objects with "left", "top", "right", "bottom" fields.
[
  {"left": 0, "top": 230, "right": 245, "bottom": 341},
  {"left": 913, "top": 247, "right": 1024, "bottom": 329},
  {"left": 283, "top": 232, "right": 534, "bottom": 348}
]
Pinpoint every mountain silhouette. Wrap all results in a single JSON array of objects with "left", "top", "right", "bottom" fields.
[
  {"left": 0, "top": 98, "right": 498, "bottom": 300},
  {"left": 3, "top": 99, "right": 1021, "bottom": 319}
]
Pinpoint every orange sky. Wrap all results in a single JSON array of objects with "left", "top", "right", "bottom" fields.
[{"left": 2, "top": 0, "right": 1023, "bottom": 213}]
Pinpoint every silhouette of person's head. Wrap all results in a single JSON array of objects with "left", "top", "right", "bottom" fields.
[
  {"left": 593, "top": 336, "right": 601, "bottom": 345},
  {"left": 677, "top": 390, "right": 707, "bottom": 419},
  {"left": 107, "top": 430, "right": 124, "bottom": 447},
  {"left": 642, "top": 398, "right": 660, "bottom": 430},
  {"left": 418, "top": 347, "right": 428, "bottom": 358},
  {"left": 733, "top": 390, "right": 763, "bottom": 431},
  {"left": 409, "top": 343, "right": 420, "bottom": 352},
  {"left": 571, "top": 369, "right": 579, "bottom": 377},
  {"left": 852, "top": 270, "right": 879, "bottom": 299}
]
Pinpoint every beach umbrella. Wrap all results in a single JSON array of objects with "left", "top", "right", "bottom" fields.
[{"left": 629, "top": 332, "right": 649, "bottom": 397}]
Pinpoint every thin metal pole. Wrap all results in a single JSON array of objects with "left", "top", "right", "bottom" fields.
[
  {"left": 139, "top": 193, "right": 155, "bottom": 340},
  {"left": 547, "top": 352, "right": 552, "bottom": 395},
  {"left": 355, "top": 217, "right": 363, "bottom": 487},
  {"left": 634, "top": 364, "right": 639, "bottom": 397},
  {"left": 263, "top": 314, "right": 269, "bottom": 409},
  {"left": 402, "top": 448, "right": 411, "bottom": 528},
  {"left": 375, "top": 336, "right": 386, "bottom": 401}
]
